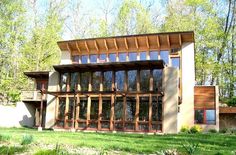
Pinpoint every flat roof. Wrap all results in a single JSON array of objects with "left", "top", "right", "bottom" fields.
[
  {"left": 24, "top": 71, "right": 49, "bottom": 79},
  {"left": 57, "top": 31, "right": 194, "bottom": 54},
  {"left": 219, "top": 107, "right": 236, "bottom": 114},
  {"left": 53, "top": 60, "right": 165, "bottom": 72}
]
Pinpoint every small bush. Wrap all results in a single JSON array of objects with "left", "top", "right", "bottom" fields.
[
  {"left": 182, "top": 141, "right": 199, "bottom": 155},
  {"left": 219, "top": 128, "right": 228, "bottom": 133},
  {"left": 0, "top": 134, "right": 11, "bottom": 142},
  {"left": 180, "top": 125, "right": 190, "bottom": 133},
  {"left": 21, "top": 134, "right": 33, "bottom": 145},
  {"left": 208, "top": 129, "right": 217, "bottom": 133},
  {"left": 227, "top": 97, "right": 236, "bottom": 107},
  {"left": 189, "top": 125, "right": 202, "bottom": 134}
]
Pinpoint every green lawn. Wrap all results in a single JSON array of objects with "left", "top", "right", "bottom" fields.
[{"left": 0, "top": 128, "right": 236, "bottom": 154}]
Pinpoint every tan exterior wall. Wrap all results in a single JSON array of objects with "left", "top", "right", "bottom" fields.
[
  {"left": 178, "top": 42, "right": 195, "bottom": 131},
  {"left": 162, "top": 67, "right": 178, "bottom": 134},
  {"left": 45, "top": 71, "right": 59, "bottom": 128},
  {"left": 60, "top": 50, "right": 71, "bottom": 64},
  {"left": 0, "top": 102, "right": 35, "bottom": 127}
]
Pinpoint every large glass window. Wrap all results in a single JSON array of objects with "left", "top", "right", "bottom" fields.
[
  {"left": 90, "top": 54, "right": 97, "bottom": 63},
  {"left": 139, "top": 97, "right": 149, "bottom": 121},
  {"left": 114, "top": 97, "right": 123, "bottom": 121},
  {"left": 99, "top": 54, "right": 106, "bottom": 62},
  {"left": 92, "top": 72, "right": 100, "bottom": 91},
  {"left": 128, "top": 70, "right": 137, "bottom": 91},
  {"left": 90, "top": 97, "right": 99, "bottom": 120},
  {"left": 103, "top": 71, "right": 112, "bottom": 91},
  {"left": 70, "top": 72, "right": 78, "bottom": 91},
  {"left": 140, "top": 70, "right": 150, "bottom": 91},
  {"left": 81, "top": 55, "right": 88, "bottom": 64},
  {"left": 102, "top": 97, "right": 111, "bottom": 120},
  {"left": 109, "top": 53, "right": 116, "bottom": 62},
  {"left": 153, "top": 69, "right": 162, "bottom": 91},
  {"left": 160, "top": 51, "right": 169, "bottom": 65},
  {"left": 68, "top": 98, "right": 74, "bottom": 120},
  {"left": 119, "top": 53, "right": 126, "bottom": 62},
  {"left": 57, "top": 97, "right": 66, "bottom": 127},
  {"left": 129, "top": 52, "right": 137, "bottom": 61},
  {"left": 79, "top": 98, "right": 87, "bottom": 120},
  {"left": 194, "top": 109, "right": 204, "bottom": 124},
  {"left": 150, "top": 51, "right": 158, "bottom": 60},
  {"left": 72, "top": 55, "right": 80, "bottom": 63},
  {"left": 80, "top": 72, "right": 89, "bottom": 91},
  {"left": 206, "top": 110, "right": 216, "bottom": 124},
  {"left": 60, "top": 73, "right": 68, "bottom": 92},
  {"left": 171, "top": 57, "right": 180, "bottom": 69},
  {"left": 195, "top": 109, "right": 216, "bottom": 124},
  {"left": 126, "top": 97, "right": 136, "bottom": 121},
  {"left": 115, "top": 71, "right": 124, "bottom": 91},
  {"left": 140, "top": 51, "right": 146, "bottom": 60},
  {"left": 152, "top": 96, "right": 162, "bottom": 121}
]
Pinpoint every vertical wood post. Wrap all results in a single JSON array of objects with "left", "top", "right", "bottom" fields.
[
  {"left": 98, "top": 94, "right": 102, "bottom": 130},
  {"left": 150, "top": 69, "right": 153, "bottom": 91},
  {"left": 75, "top": 95, "right": 80, "bottom": 129},
  {"left": 123, "top": 96, "right": 126, "bottom": 130},
  {"left": 110, "top": 95, "right": 114, "bottom": 130},
  {"left": 149, "top": 94, "right": 152, "bottom": 131},
  {"left": 135, "top": 94, "right": 139, "bottom": 131},
  {"left": 65, "top": 95, "right": 69, "bottom": 128},
  {"left": 87, "top": 96, "right": 91, "bottom": 128}
]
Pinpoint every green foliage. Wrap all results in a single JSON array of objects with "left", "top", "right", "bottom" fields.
[
  {"left": 182, "top": 141, "right": 199, "bottom": 155},
  {"left": 0, "top": 146, "right": 26, "bottom": 155},
  {"left": 156, "top": 149, "right": 178, "bottom": 155},
  {"left": 208, "top": 129, "right": 217, "bottom": 133},
  {"left": 227, "top": 97, "right": 236, "bottom": 107},
  {"left": 21, "top": 134, "right": 33, "bottom": 145},
  {"left": 0, "top": 134, "right": 11, "bottom": 142},
  {"left": 34, "top": 144, "right": 68, "bottom": 155},
  {"left": 189, "top": 125, "right": 202, "bottom": 134},
  {"left": 180, "top": 125, "right": 190, "bottom": 133}
]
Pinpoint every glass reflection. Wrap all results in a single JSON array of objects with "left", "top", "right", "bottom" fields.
[
  {"left": 92, "top": 72, "right": 100, "bottom": 91},
  {"left": 160, "top": 51, "right": 169, "bottom": 65},
  {"left": 103, "top": 71, "right": 112, "bottom": 91},
  {"left": 129, "top": 52, "right": 137, "bottom": 61},
  {"left": 115, "top": 71, "right": 124, "bottom": 91},
  {"left": 150, "top": 51, "right": 158, "bottom": 60},
  {"left": 140, "top": 70, "right": 150, "bottom": 91},
  {"left": 128, "top": 70, "right": 137, "bottom": 91},
  {"left": 109, "top": 53, "right": 116, "bottom": 62},
  {"left": 80, "top": 72, "right": 89, "bottom": 91},
  {"left": 140, "top": 51, "right": 146, "bottom": 60},
  {"left": 119, "top": 53, "right": 126, "bottom": 62}
]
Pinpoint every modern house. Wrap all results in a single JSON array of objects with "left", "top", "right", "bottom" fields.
[{"left": 21, "top": 31, "right": 221, "bottom": 133}]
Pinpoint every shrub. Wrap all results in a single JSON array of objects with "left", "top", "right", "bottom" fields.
[
  {"left": 21, "top": 134, "right": 33, "bottom": 145},
  {"left": 219, "top": 128, "right": 228, "bottom": 133},
  {"left": 208, "top": 129, "right": 217, "bottom": 133},
  {"left": 182, "top": 141, "right": 199, "bottom": 155},
  {"left": 189, "top": 125, "right": 202, "bottom": 134},
  {"left": 227, "top": 97, "right": 236, "bottom": 107},
  {"left": 180, "top": 125, "right": 190, "bottom": 133},
  {"left": 0, "top": 134, "right": 11, "bottom": 142},
  {"left": 0, "top": 146, "right": 26, "bottom": 155}
]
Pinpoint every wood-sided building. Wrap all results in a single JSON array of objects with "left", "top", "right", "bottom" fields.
[{"left": 22, "top": 31, "right": 220, "bottom": 133}]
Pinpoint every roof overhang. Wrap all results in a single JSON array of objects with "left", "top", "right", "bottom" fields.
[
  {"left": 219, "top": 107, "right": 236, "bottom": 114},
  {"left": 53, "top": 60, "right": 165, "bottom": 72},
  {"left": 24, "top": 71, "right": 49, "bottom": 79},
  {"left": 57, "top": 31, "right": 194, "bottom": 55}
]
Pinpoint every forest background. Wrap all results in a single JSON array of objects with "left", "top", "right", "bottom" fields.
[{"left": 0, "top": 0, "right": 235, "bottom": 103}]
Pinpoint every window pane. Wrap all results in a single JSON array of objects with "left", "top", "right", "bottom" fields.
[
  {"left": 119, "top": 53, "right": 126, "bottom": 62},
  {"left": 115, "top": 71, "right": 124, "bottom": 91},
  {"left": 160, "top": 51, "right": 169, "bottom": 65},
  {"left": 60, "top": 73, "right": 68, "bottom": 92},
  {"left": 109, "top": 53, "right": 116, "bottom": 62},
  {"left": 81, "top": 55, "right": 88, "bottom": 64},
  {"left": 153, "top": 69, "right": 162, "bottom": 91},
  {"left": 58, "top": 98, "right": 66, "bottom": 120},
  {"left": 115, "top": 97, "right": 123, "bottom": 120},
  {"left": 194, "top": 109, "right": 204, "bottom": 124},
  {"left": 99, "top": 54, "right": 106, "bottom": 63},
  {"left": 92, "top": 72, "right": 100, "bottom": 91},
  {"left": 171, "top": 57, "right": 180, "bottom": 69},
  {"left": 139, "top": 97, "right": 149, "bottom": 121},
  {"left": 126, "top": 97, "right": 136, "bottom": 121},
  {"left": 128, "top": 70, "right": 137, "bottom": 91},
  {"left": 70, "top": 72, "right": 78, "bottom": 91},
  {"left": 79, "top": 98, "right": 87, "bottom": 120},
  {"left": 80, "top": 72, "right": 89, "bottom": 91},
  {"left": 140, "top": 51, "right": 146, "bottom": 60},
  {"left": 72, "top": 55, "right": 80, "bottom": 63},
  {"left": 152, "top": 96, "right": 162, "bottom": 121},
  {"left": 90, "top": 54, "right": 97, "bottom": 63},
  {"left": 129, "top": 52, "right": 137, "bottom": 61},
  {"left": 150, "top": 51, "right": 158, "bottom": 60},
  {"left": 102, "top": 97, "right": 111, "bottom": 120},
  {"left": 206, "top": 110, "right": 216, "bottom": 124},
  {"left": 90, "top": 97, "right": 99, "bottom": 120},
  {"left": 68, "top": 98, "right": 75, "bottom": 120},
  {"left": 140, "top": 70, "right": 150, "bottom": 91},
  {"left": 104, "top": 71, "right": 112, "bottom": 91}
]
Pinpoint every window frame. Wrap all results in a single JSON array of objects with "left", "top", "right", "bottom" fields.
[{"left": 194, "top": 108, "right": 216, "bottom": 125}]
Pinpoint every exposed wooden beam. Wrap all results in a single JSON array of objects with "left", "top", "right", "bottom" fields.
[
  {"left": 135, "top": 37, "right": 139, "bottom": 49},
  {"left": 146, "top": 36, "right": 150, "bottom": 48},
  {"left": 179, "top": 34, "right": 182, "bottom": 46},
  {"left": 66, "top": 43, "right": 72, "bottom": 52},
  {"left": 114, "top": 38, "right": 118, "bottom": 50},
  {"left": 124, "top": 38, "right": 128, "bottom": 50},
  {"left": 75, "top": 42, "right": 81, "bottom": 54},
  {"left": 167, "top": 35, "right": 170, "bottom": 47},
  {"left": 84, "top": 41, "right": 89, "bottom": 52},
  {"left": 104, "top": 39, "right": 109, "bottom": 51},
  {"left": 94, "top": 40, "right": 99, "bottom": 51},
  {"left": 156, "top": 36, "right": 160, "bottom": 48}
]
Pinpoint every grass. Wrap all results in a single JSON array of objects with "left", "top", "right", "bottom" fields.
[{"left": 0, "top": 127, "right": 236, "bottom": 154}]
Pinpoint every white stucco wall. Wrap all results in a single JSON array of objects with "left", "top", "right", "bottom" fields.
[
  {"left": 60, "top": 50, "right": 71, "bottom": 64},
  {"left": 0, "top": 102, "right": 35, "bottom": 127},
  {"left": 178, "top": 42, "right": 195, "bottom": 131},
  {"left": 45, "top": 71, "right": 59, "bottom": 128}
]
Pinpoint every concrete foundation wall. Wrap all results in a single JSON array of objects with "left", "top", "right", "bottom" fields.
[
  {"left": 45, "top": 71, "right": 59, "bottom": 128},
  {"left": 60, "top": 50, "right": 71, "bottom": 64},
  {"left": 0, "top": 102, "right": 35, "bottom": 127},
  {"left": 179, "top": 42, "right": 195, "bottom": 131},
  {"left": 162, "top": 67, "right": 178, "bottom": 134}
]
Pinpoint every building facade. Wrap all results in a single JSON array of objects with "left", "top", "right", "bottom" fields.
[{"left": 22, "top": 31, "right": 219, "bottom": 133}]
